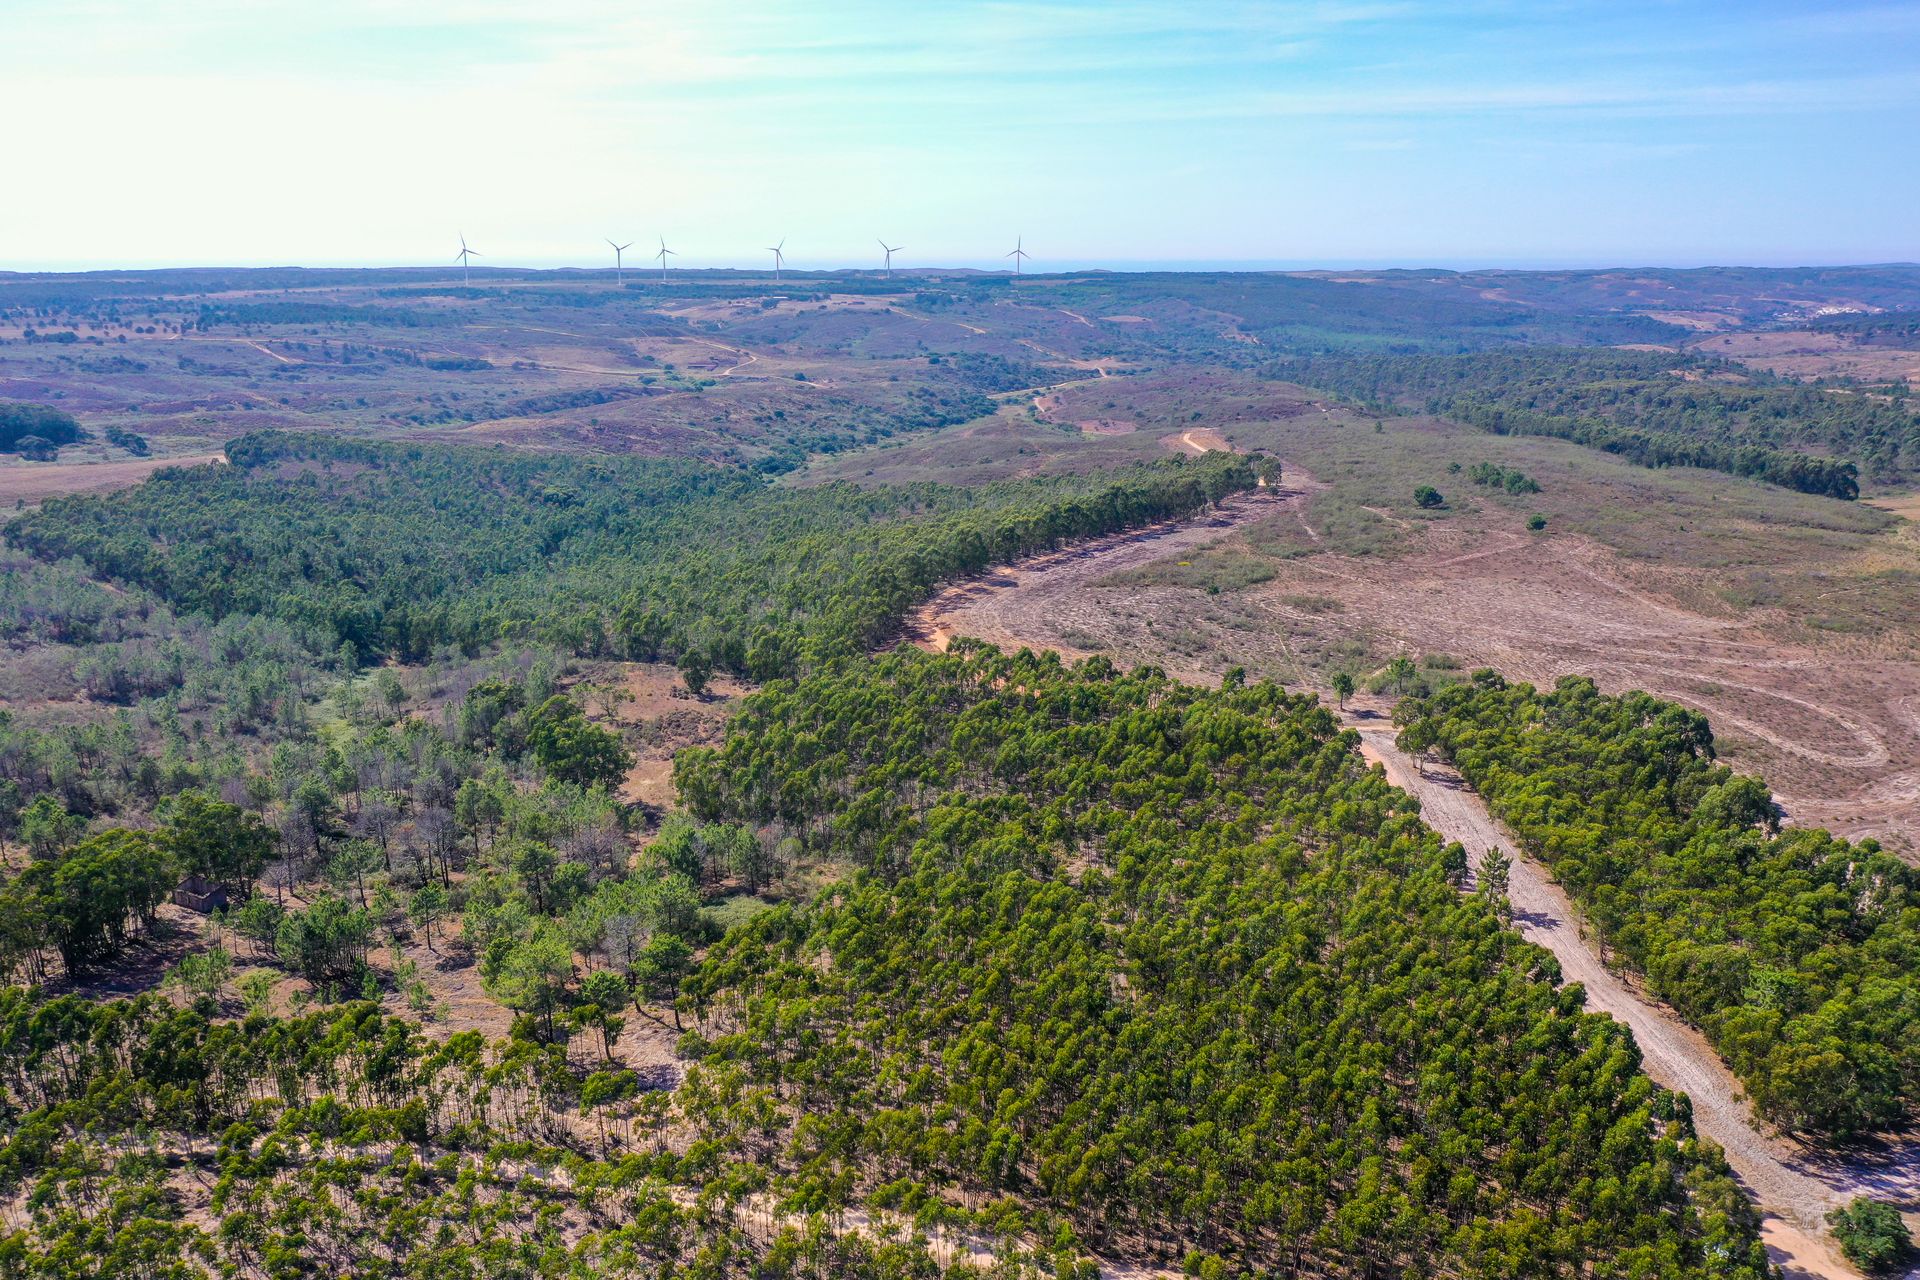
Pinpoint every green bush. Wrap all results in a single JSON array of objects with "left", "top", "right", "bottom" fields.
[{"left": 1827, "top": 1198, "right": 1912, "bottom": 1274}]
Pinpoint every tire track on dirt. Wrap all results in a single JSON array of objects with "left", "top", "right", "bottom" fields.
[
  {"left": 1353, "top": 725, "right": 1919, "bottom": 1280},
  {"left": 900, "top": 498, "right": 1918, "bottom": 1280}
]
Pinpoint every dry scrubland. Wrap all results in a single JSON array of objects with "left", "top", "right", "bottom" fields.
[
  {"left": 6, "top": 265, "right": 1920, "bottom": 1276},
  {"left": 905, "top": 370, "right": 1920, "bottom": 855}
]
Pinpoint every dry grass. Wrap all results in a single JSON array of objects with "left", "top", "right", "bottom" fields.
[
  {"left": 890, "top": 370, "right": 1920, "bottom": 857},
  {"left": 0, "top": 452, "right": 223, "bottom": 507}
]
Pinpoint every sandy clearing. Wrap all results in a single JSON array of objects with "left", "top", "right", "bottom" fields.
[
  {"left": 1168, "top": 427, "right": 1233, "bottom": 454},
  {"left": 902, "top": 488, "right": 1298, "bottom": 660},
  {"left": 0, "top": 452, "right": 224, "bottom": 505},
  {"left": 900, "top": 492, "right": 1920, "bottom": 1278},
  {"left": 921, "top": 473, "right": 1920, "bottom": 856},
  {"left": 1866, "top": 491, "right": 1920, "bottom": 522},
  {"left": 603, "top": 662, "right": 745, "bottom": 809}
]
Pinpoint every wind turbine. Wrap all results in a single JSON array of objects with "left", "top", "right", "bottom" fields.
[
  {"left": 607, "top": 238, "right": 633, "bottom": 285},
  {"left": 655, "top": 236, "right": 677, "bottom": 281},
  {"left": 455, "top": 233, "right": 481, "bottom": 285},
  {"left": 1006, "top": 235, "right": 1030, "bottom": 276},
  {"left": 765, "top": 238, "right": 786, "bottom": 280},
  {"left": 878, "top": 239, "right": 903, "bottom": 279}
]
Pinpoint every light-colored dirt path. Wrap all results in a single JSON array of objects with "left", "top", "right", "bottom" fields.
[
  {"left": 1172, "top": 427, "right": 1232, "bottom": 454},
  {"left": 899, "top": 494, "right": 1917, "bottom": 1279},
  {"left": 1350, "top": 721, "right": 1916, "bottom": 1280},
  {"left": 903, "top": 487, "right": 1299, "bottom": 658},
  {"left": 687, "top": 337, "right": 758, "bottom": 376},
  {"left": 887, "top": 305, "right": 988, "bottom": 336}
]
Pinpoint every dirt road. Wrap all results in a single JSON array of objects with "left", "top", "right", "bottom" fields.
[
  {"left": 1353, "top": 721, "right": 1917, "bottom": 1280},
  {"left": 907, "top": 492, "right": 1918, "bottom": 1280},
  {"left": 904, "top": 487, "right": 1298, "bottom": 658}
]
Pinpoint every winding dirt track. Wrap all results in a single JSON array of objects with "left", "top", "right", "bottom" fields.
[
  {"left": 903, "top": 488, "right": 1297, "bottom": 656},
  {"left": 1354, "top": 726, "right": 1916, "bottom": 1280},
  {"left": 908, "top": 495, "right": 1920, "bottom": 1280}
]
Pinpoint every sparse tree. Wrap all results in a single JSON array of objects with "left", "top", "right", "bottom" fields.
[{"left": 408, "top": 880, "right": 448, "bottom": 952}]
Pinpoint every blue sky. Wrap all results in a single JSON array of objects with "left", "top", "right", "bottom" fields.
[{"left": 4, "top": 1, "right": 1916, "bottom": 271}]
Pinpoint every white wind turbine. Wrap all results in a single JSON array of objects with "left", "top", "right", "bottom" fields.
[
  {"left": 1006, "top": 235, "right": 1030, "bottom": 276},
  {"left": 655, "top": 236, "right": 677, "bottom": 280},
  {"left": 878, "top": 239, "right": 903, "bottom": 279},
  {"left": 766, "top": 238, "right": 786, "bottom": 280},
  {"left": 455, "top": 233, "right": 481, "bottom": 285},
  {"left": 607, "top": 238, "right": 634, "bottom": 284}
]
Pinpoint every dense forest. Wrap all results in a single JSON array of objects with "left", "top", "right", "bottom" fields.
[
  {"left": 6, "top": 432, "right": 1254, "bottom": 678},
  {"left": 667, "top": 645, "right": 1772, "bottom": 1278},
  {"left": 1395, "top": 673, "right": 1920, "bottom": 1140},
  {"left": 1270, "top": 348, "right": 1920, "bottom": 494}
]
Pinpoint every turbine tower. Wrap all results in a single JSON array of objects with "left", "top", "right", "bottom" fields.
[
  {"left": 607, "top": 238, "right": 633, "bottom": 285},
  {"left": 455, "top": 233, "right": 481, "bottom": 285},
  {"left": 878, "top": 239, "right": 903, "bottom": 279},
  {"left": 655, "top": 236, "right": 677, "bottom": 281},
  {"left": 765, "top": 238, "right": 786, "bottom": 280},
  {"left": 1006, "top": 235, "right": 1030, "bottom": 276}
]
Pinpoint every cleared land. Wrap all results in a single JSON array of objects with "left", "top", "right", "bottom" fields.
[
  {"left": 894, "top": 369, "right": 1920, "bottom": 855},
  {"left": 911, "top": 497, "right": 1920, "bottom": 1280},
  {"left": 1711, "top": 327, "right": 1920, "bottom": 388},
  {"left": 0, "top": 451, "right": 222, "bottom": 505}
]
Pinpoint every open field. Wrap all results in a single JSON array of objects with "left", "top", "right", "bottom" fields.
[
  {"left": 896, "top": 370, "right": 1920, "bottom": 854},
  {"left": 0, "top": 450, "right": 222, "bottom": 505},
  {"left": 1710, "top": 327, "right": 1920, "bottom": 387}
]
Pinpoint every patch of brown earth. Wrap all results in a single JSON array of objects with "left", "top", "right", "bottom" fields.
[{"left": 0, "top": 452, "right": 224, "bottom": 505}]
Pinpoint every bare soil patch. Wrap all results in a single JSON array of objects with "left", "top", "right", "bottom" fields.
[
  {"left": 1165, "top": 427, "right": 1232, "bottom": 454},
  {"left": 1866, "top": 490, "right": 1920, "bottom": 522},
  {"left": 914, "top": 476, "right": 1920, "bottom": 856},
  {"left": 904, "top": 487, "right": 1302, "bottom": 664},
  {"left": 0, "top": 452, "right": 223, "bottom": 505},
  {"left": 1709, "top": 328, "right": 1920, "bottom": 387},
  {"left": 604, "top": 662, "right": 747, "bottom": 809}
]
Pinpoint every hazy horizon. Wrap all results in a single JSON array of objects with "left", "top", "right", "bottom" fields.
[
  {"left": 7, "top": 256, "right": 1920, "bottom": 279},
  {"left": 5, "top": 1, "right": 1916, "bottom": 272}
]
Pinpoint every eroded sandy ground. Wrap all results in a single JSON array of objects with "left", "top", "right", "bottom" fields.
[
  {"left": 909, "top": 495, "right": 1920, "bottom": 1278},
  {"left": 913, "top": 476, "right": 1920, "bottom": 856},
  {"left": 903, "top": 487, "right": 1301, "bottom": 653}
]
